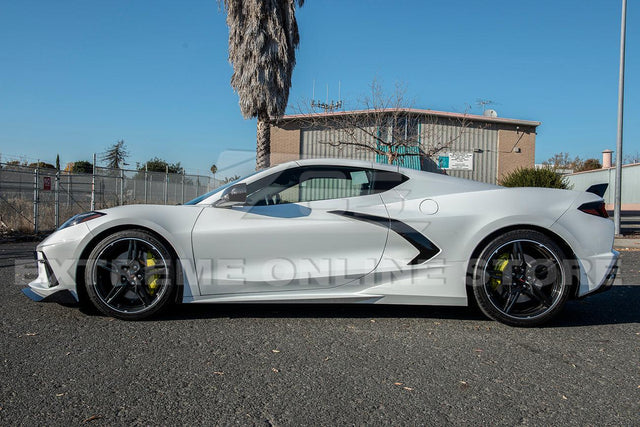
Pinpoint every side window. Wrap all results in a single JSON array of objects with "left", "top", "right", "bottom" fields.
[
  {"left": 371, "top": 170, "right": 409, "bottom": 192},
  {"left": 293, "top": 168, "right": 372, "bottom": 202},
  {"left": 244, "top": 166, "right": 408, "bottom": 206}
]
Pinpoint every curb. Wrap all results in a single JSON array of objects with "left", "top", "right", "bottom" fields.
[{"left": 614, "top": 238, "right": 640, "bottom": 250}]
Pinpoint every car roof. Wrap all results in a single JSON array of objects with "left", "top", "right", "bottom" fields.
[{"left": 294, "top": 157, "right": 400, "bottom": 172}]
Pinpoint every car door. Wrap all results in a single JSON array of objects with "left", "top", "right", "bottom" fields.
[{"left": 191, "top": 165, "right": 390, "bottom": 296}]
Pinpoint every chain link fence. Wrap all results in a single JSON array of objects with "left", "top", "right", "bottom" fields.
[{"left": 0, "top": 163, "right": 222, "bottom": 233}]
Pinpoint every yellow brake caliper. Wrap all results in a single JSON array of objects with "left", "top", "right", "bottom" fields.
[
  {"left": 146, "top": 252, "right": 159, "bottom": 295},
  {"left": 490, "top": 253, "right": 510, "bottom": 290}
]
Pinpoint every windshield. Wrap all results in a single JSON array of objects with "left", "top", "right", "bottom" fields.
[{"left": 184, "top": 170, "right": 261, "bottom": 205}]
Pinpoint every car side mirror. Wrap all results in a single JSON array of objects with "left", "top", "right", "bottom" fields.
[{"left": 214, "top": 183, "right": 247, "bottom": 207}]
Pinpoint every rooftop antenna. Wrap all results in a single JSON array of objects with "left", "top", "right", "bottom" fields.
[
  {"left": 476, "top": 99, "right": 497, "bottom": 113},
  {"left": 311, "top": 81, "right": 343, "bottom": 113}
]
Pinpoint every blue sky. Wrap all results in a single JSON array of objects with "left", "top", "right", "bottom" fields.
[{"left": 1, "top": 0, "right": 638, "bottom": 176}]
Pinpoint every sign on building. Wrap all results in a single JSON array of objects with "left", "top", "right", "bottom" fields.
[
  {"left": 43, "top": 176, "right": 52, "bottom": 191},
  {"left": 437, "top": 152, "right": 473, "bottom": 171}
]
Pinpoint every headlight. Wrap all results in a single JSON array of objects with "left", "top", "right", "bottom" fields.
[{"left": 58, "top": 211, "right": 105, "bottom": 230}]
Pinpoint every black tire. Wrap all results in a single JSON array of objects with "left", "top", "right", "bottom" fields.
[
  {"left": 470, "top": 230, "right": 572, "bottom": 327},
  {"left": 84, "top": 229, "right": 175, "bottom": 320}
]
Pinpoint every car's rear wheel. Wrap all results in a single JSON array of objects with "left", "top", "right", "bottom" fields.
[
  {"left": 84, "top": 230, "right": 175, "bottom": 320},
  {"left": 471, "top": 230, "right": 571, "bottom": 327}
]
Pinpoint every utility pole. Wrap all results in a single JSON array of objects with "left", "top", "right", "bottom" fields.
[{"left": 614, "top": 0, "right": 627, "bottom": 236}]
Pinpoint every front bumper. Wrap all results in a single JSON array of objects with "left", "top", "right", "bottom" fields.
[{"left": 23, "top": 251, "right": 79, "bottom": 303}]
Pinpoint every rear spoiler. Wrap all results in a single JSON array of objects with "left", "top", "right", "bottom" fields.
[{"left": 586, "top": 183, "right": 608, "bottom": 197}]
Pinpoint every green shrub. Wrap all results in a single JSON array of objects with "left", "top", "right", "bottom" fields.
[
  {"left": 499, "top": 167, "right": 571, "bottom": 189},
  {"left": 71, "top": 160, "right": 93, "bottom": 174}
]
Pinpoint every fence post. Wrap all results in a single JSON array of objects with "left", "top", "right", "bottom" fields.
[
  {"left": 120, "top": 169, "right": 124, "bottom": 206},
  {"left": 165, "top": 166, "right": 170, "bottom": 204},
  {"left": 67, "top": 172, "right": 71, "bottom": 207},
  {"left": 144, "top": 163, "right": 148, "bottom": 204},
  {"left": 181, "top": 171, "right": 185, "bottom": 204},
  {"left": 90, "top": 153, "right": 96, "bottom": 211},
  {"left": 33, "top": 168, "right": 39, "bottom": 234},
  {"left": 54, "top": 169, "right": 60, "bottom": 228}
]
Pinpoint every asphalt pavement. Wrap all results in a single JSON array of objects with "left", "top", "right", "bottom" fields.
[{"left": 1, "top": 242, "right": 639, "bottom": 426}]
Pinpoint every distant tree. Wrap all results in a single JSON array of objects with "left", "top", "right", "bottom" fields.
[
  {"left": 542, "top": 152, "right": 583, "bottom": 172},
  {"left": 3, "top": 160, "right": 23, "bottom": 170},
  {"left": 219, "top": 0, "right": 305, "bottom": 169},
  {"left": 624, "top": 151, "right": 640, "bottom": 165},
  {"left": 210, "top": 164, "right": 217, "bottom": 176},
  {"left": 28, "top": 161, "right": 56, "bottom": 169},
  {"left": 139, "top": 157, "right": 183, "bottom": 174},
  {"left": 101, "top": 139, "right": 129, "bottom": 169},
  {"left": 500, "top": 167, "right": 570, "bottom": 189},
  {"left": 71, "top": 160, "right": 94, "bottom": 174},
  {"left": 55, "top": 154, "right": 60, "bottom": 171},
  {"left": 575, "top": 158, "right": 601, "bottom": 172},
  {"left": 222, "top": 175, "right": 241, "bottom": 184}
]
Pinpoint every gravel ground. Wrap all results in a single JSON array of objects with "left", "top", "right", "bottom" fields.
[{"left": 1, "top": 242, "right": 639, "bottom": 426}]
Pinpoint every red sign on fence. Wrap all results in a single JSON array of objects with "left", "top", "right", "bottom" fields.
[{"left": 43, "top": 176, "right": 51, "bottom": 191}]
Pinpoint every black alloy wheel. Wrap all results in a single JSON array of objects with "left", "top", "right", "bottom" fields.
[
  {"left": 84, "top": 229, "right": 175, "bottom": 320},
  {"left": 471, "top": 230, "right": 572, "bottom": 327}
]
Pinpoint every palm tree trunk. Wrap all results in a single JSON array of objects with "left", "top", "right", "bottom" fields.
[{"left": 256, "top": 118, "right": 271, "bottom": 170}]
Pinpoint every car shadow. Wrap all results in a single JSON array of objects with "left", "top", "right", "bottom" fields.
[
  {"left": 154, "top": 285, "right": 640, "bottom": 327},
  {"left": 160, "top": 300, "right": 487, "bottom": 322},
  {"left": 547, "top": 285, "right": 640, "bottom": 328}
]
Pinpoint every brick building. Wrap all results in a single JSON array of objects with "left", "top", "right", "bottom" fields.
[{"left": 268, "top": 109, "right": 540, "bottom": 184}]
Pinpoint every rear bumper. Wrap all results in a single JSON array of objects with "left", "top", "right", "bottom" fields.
[
  {"left": 577, "top": 250, "right": 619, "bottom": 298},
  {"left": 593, "top": 260, "right": 618, "bottom": 295}
]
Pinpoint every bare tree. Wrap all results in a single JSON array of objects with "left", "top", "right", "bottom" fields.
[
  {"left": 624, "top": 151, "right": 640, "bottom": 165},
  {"left": 575, "top": 158, "right": 601, "bottom": 172},
  {"left": 542, "top": 152, "right": 584, "bottom": 172},
  {"left": 291, "top": 79, "right": 472, "bottom": 165}
]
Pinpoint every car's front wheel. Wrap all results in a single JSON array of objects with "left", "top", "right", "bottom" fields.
[
  {"left": 470, "top": 230, "right": 572, "bottom": 327},
  {"left": 84, "top": 229, "right": 175, "bottom": 320}
]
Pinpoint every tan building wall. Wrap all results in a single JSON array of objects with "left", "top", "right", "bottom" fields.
[
  {"left": 270, "top": 111, "right": 539, "bottom": 185},
  {"left": 496, "top": 127, "right": 536, "bottom": 183},
  {"left": 270, "top": 123, "right": 301, "bottom": 165}
]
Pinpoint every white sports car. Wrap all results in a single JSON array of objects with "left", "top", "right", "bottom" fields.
[{"left": 23, "top": 158, "right": 618, "bottom": 326}]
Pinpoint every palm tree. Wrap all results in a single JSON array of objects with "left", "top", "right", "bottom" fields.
[{"left": 220, "top": 0, "right": 304, "bottom": 169}]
